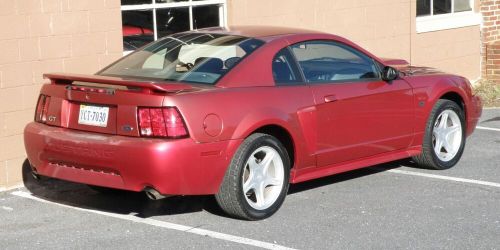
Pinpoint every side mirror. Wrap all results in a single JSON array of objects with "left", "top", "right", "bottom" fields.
[{"left": 381, "top": 66, "right": 399, "bottom": 82}]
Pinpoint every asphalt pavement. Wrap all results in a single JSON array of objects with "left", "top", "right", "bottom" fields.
[{"left": 1, "top": 108, "right": 499, "bottom": 250}]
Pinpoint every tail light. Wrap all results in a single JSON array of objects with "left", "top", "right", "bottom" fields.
[
  {"left": 35, "top": 94, "right": 51, "bottom": 123},
  {"left": 138, "top": 107, "right": 188, "bottom": 138}
]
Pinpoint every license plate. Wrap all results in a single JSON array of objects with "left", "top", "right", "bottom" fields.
[{"left": 78, "top": 104, "right": 109, "bottom": 127}]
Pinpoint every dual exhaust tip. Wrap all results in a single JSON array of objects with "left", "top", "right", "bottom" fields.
[
  {"left": 31, "top": 168, "right": 167, "bottom": 201},
  {"left": 144, "top": 187, "right": 169, "bottom": 201}
]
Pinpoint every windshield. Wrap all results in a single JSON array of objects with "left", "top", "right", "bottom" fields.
[{"left": 99, "top": 33, "right": 265, "bottom": 84}]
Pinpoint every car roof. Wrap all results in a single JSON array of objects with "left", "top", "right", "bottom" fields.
[{"left": 191, "top": 25, "right": 324, "bottom": 40}]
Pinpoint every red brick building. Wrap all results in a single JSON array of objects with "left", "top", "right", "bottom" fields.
[{"left": 481, "top": 0, "right": 500, "bottom": 81}]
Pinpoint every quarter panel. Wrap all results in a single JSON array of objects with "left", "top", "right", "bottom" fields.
[
  {"left": 402, "top": 74, "right": 474, "bottom": 147},
  {"left": 166, "top": 86, "right": 317, "bottom": 170}
]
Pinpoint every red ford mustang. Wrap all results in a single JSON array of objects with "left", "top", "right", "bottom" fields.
[{"left": 24, "top": 26, "right": 482, "bottom": 220}]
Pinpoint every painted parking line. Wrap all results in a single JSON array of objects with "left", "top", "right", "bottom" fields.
[
  {"left": 476, "top": 126, "right": 500, "bottom": 132},
  {"left": 387, "top": 169, "right": 500, "bottom": 188},
  {"left": 11, "top": 191, "right": 296, "bottom": 250}
]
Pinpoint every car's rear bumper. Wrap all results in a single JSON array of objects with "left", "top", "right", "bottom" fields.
[
  {"left": 24, "top": 122, "right": 239, "bottom": 195},
  {"left": 466, "top": 95, "right": 482, "bottom": 136}
]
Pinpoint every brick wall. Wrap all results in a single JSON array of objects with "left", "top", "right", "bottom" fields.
[
  {"left": 485, "top": 42, "right": 500, "bottom": 81},
  {"left": 481, "top": 0, "right": 500, "bottom": 82},
  {"left": 227, "top": 0, "right": 481, "bottom": 80},
  {"left": 0, "top": 0, "right": 123, "bottom": 189},
  {"left": 227, "top": 0, "right": 413, "bottom": 64}
]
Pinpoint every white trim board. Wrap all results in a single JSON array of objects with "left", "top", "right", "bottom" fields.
[{"left": 416, "top": 11, "right": 482, "bottom": 33}]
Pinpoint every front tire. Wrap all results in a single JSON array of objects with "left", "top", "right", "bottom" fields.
[
  {"left": 215, "top": 133, "right": 290, "bottom": 220},
  {"left": 412, "top": 99, "right": 466, "bottom": 170}
]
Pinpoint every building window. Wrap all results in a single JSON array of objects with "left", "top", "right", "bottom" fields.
[
  {"left": 415, "top": 0, "right": 480, "bottom": 33},
  {"left": 417, "top": 0, "right": 472, "bottom": 16},
  {"left": 121, "top": 0, "right": 226, "bottom": 52}
]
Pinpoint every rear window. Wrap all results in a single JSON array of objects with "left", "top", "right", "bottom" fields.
[{"left": 99, "top": 33, "right": 264, "bottom": 84}]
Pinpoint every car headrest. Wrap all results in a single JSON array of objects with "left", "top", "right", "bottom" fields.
[{"left": 195, "top": 57, "right": 224, "bottom": 73}]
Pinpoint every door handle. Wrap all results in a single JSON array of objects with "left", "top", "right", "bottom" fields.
[{"left": 324, "top": 95, "right": 337, "bottom": 103}]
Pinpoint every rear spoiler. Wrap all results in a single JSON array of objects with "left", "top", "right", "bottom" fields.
[{"left": 43, "top": 73, "right": 193, "bottom": 93}]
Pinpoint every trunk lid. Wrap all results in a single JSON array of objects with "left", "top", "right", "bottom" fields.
[{"left": 41, "top": 73, "right": 198, "bottom": 137}]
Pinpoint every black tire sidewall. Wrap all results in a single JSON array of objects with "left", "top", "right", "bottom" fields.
[
  {"left": 427, "top": 100, "right": 466, "bottom": 169},
  {"left": 236, "top": 135, "right": 290, "bottom": 220}
]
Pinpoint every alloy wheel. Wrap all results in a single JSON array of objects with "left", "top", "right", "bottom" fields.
[
  {"left": 242, "top": 146, "right": 285, "bottom": 210},
  {"left": 432, "top": 109, "right": 463, "bottom": 162}
]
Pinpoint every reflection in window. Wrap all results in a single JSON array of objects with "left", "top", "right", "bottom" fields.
[
  {"left": 100, "top": 33, "right": 264, "bottom": 85},
  {"left": 417, "top": 0, "right": 431, "bottom": 16},
  {"left": 290, "top": 41, "right": 379, "bottom": 83},
  {"left": 273, "top": 48, "right": 301, "bottom": 85},
  {"left": 193, "top": 5, "right": 220, "bottom": 29},
  {"left": 417, "top": 0, "right": 472, "bottom": 16},
  {"left": 122, "top": 10, "right": 154, "bottom": 51},
  {"left": 121, "top": 1, "right": 225, "bottom": 51},
  {"left": 156, "top": 8, "right": 189, "bottom": 38},
  {"left": 433, "top": 0, "right": 451, "bottom": 15},
  {"left": 454, "top": 0, "right": 472, "bottom": 12}
]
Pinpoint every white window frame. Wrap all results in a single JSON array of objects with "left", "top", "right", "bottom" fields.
[
  {"left": 121, "top": 0, "right": 227, "bottom": 53},
  {"left": 416, "top": 0, "right": 481, "bottom": 33}
]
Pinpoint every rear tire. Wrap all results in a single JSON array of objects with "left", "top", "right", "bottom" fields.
[
  {"left": 215, "top": 133, "right": 290, "bottom": 220},
  {"left": 412, "top": 99, "right": 466, "bottom": 170}
]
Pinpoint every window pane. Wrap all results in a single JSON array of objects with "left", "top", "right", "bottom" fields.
[
  {"left": 122, "top": 10, "right": 154, "bottom": 50},
  {"left": 433, "top": 0, "right": 452, "bottom": 15},
  {"left": 417, "top": 0, "right": 431, "bottom": 16},
  {"left": 122, "top": 0, "right": 152, "bottom": 5},
  {"left": 454, "top": 0, "right": 472, "bottom": 12},
  {"left": 273, "top": 48, "right": 301, "bottom": 85},
  {"left": 100, "top": 34, "right": 265, "bottom": 85},
  {"left": 156, "top": 8, "right": 190, "bottom": 38},
  {"left": 155, "top": 0, "right": 188, "bottom": 3},
  {"left": 291, "top": 41, "right": 378, "bottom": 83},
  {"left": 193, "top": 5, "right": 220, "bottom": 29}
]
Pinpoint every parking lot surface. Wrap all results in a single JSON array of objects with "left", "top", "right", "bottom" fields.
[{"left": 1, "top": 109, "right": 499, "bottom": 250}]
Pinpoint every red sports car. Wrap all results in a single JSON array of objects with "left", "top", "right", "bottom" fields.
[{"left": 24, "top": 26, "right": 482, "bottom": 220}]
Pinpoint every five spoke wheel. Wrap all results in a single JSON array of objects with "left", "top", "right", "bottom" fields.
[
  {"left": 216, "top": 133, "right": 290, "bottom": 220},
  {"left": 412, "top": 99, "right": 465, "bottom": 170},
  {"left": 242, "top": 146, "right": 285, "bottom": 210},
  {"left": 432, "top": 110, "right": 462, "bottom": 162}
]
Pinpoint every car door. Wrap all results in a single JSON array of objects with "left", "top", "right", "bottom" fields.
[{"left": 289, "top": 40, "right": 415, "bottom": 167}]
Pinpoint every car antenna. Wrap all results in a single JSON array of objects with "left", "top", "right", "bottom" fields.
[{"left": 408, "top": 1, "right": 413, "bottom": 75}]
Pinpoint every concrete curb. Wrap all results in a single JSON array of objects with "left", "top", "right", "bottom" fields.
[{"left": 0, "top": 184, "right": 24, "bottom": 193}]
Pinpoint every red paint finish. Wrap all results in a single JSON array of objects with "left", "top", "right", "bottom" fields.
[
  {"left": 122, "top": 25, "right": 153, "bottom": 36},
  {"left": 24, "top": 26, "right": 482, "bottom": 195},
  {"left": 25, "top": 122, "right": 236, "bottom": 194},
  {"left": 310, "top": 79, "right": 414, "bottom": 166}
]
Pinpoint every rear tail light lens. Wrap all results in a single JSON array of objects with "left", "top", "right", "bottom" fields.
[
  {"left": 138, "top": 107, "right": 188, "bottom": 138},
  {"left": 162, "top": 108, "right": 188, "bottom": 137},
  {"left": 35, "top": 94, "right": 51, "bottom": 123}
]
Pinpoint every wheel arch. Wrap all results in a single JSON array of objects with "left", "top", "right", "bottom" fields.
[
  {"left": 251, "top": 124, "right": 296, "bottom": 169},
  {"left": 440, "top": 91, "right": 465, "bottom": 111},
  {"left": 230, "top": 107, "right": 302, "bottom": 170},
  {"left": 438, "top": 91, "right": 467, "bottom": 129}
]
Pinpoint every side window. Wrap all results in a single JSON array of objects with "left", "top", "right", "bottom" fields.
[
  {"left": 272, "top": 48, "right": 302, "bottom": 85},
  {"left": 290, "top": 40, "right": 379, "bottom": 83}
]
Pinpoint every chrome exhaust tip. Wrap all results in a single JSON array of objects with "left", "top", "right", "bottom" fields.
[
  {"left": 31, "top": 170, "right": 41, "bottom": 180},
  {"left": 144, "top": 187, "right": 166, "bottom": 200}
]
